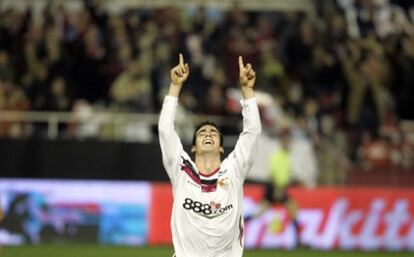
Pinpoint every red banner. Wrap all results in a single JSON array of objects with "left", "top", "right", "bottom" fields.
[
  {"left": 148, "top": 183, "right": 174, "bottom": 244},
  {"left": 149, "top": 184, "right": 414, "bottom": 251}
]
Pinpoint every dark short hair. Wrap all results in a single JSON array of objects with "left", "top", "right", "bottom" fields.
[{"left": 192, "top": 121, "right": 223, "bottom": 147}]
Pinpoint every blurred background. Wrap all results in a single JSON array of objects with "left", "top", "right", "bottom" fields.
[{"left": 0, "top": 0, "right": 414, "bottom": 256}]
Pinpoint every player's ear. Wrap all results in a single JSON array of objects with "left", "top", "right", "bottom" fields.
[
  {"left": 191, "top": 146, "right": 196, "bottom": 153},
  {"left": 219, "top": 146, "right": 224, "bottom": 154}
]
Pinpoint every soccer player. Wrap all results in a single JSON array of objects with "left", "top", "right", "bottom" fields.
[
  {"left": 245, "top": 128, "right": 301, "bottom": 248},
  {"left": 158, "top": 53, "right": 261, "bottom": 257}
]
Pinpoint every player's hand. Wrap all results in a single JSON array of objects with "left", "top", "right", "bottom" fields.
[
  {"left": 170, "top": 53, "right": 189, "bottom": 87},
  {"left": 239, "top": 56, "right": 256, "bottom": 89}
]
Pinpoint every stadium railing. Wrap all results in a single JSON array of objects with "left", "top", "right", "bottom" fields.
[
  {"left": 1, "top": 0, "right": 314, "bottom": 12},
  {"left": 0, "top": 110, "right": 240, "bottom": 141}
]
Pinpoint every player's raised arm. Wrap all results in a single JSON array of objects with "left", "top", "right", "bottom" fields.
[
  {"left": 239, "top": 56, "right": 256, "bottom": 99},
  {"left": 228, "top": 56, "right": 261, "bottom": 180},
  {"left": 168, "top": 53, "right": 190, "bottom": 97},
  {"left": 159, "top": 54, "right": 190, "bottom": 182}
]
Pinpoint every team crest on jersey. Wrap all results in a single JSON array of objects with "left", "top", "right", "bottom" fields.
[{"left": 218, "top": 176, "right": 230, "bottom": 188}]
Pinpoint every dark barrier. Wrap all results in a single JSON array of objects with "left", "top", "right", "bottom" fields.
[
  {"left": 0, "top": 139, "right": 170, "bottom": 180},
  {"left": 0, "top": 139, "right": 233, "bottom": 180}
]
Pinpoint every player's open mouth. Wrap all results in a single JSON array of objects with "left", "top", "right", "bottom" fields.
[{"left": 203, "top": 140, "right": 213, "bottom": 145}]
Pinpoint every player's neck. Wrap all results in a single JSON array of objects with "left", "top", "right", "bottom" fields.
[{"left": 195, "top": 153, "right": 221, "bottom": 175}]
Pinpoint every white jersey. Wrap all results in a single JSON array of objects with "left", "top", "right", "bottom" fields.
[{"left": 158, "top": 96, "right": 261, "bottom": 257}]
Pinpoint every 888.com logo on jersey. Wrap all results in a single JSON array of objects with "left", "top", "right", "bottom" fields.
[{"left": 182, "top": 198, "right": 233, "bottom": 219}]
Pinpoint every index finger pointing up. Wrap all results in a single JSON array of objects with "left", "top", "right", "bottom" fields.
[
  {"left": 239, "top": 56, "right": 244, "bottom": 72},
  {"left": 179, "top": 53, "right": 184, "bottom": 66}
]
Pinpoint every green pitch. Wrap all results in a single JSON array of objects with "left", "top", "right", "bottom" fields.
[{"left": 1, "top": 245, "right": 410, "bottom": 257}]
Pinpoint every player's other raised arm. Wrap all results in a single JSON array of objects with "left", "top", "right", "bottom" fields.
[
  {"left": 230, "top": 56, "right": 261, "bottom": 180},
  {"left": 158, "top": 54, "right": 190, "bottom": 181},
  {"left": 168, "top": 53, "right": 190, "bottom": 97},
  {"left": 239, "top": 56, "right": 256, "bottom": 99}
]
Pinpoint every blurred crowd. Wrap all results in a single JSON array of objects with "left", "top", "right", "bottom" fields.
[{"left": 1, "top": 0, "right": 414, "bottom": 183}]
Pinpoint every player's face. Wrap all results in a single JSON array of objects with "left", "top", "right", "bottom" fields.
[{"left": 193, "top": 125, "right": 223, "bottom": 154}]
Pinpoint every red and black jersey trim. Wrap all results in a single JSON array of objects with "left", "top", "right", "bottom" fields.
[{"left": 181, "top": 157, "right": 218, "bottom": 192}]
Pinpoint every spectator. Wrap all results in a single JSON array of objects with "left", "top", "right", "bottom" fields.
[
  {"left": 44, "top": 76, "right": 71, "bottom": 112},
  {"left": 0, "top": 81, "right": 30, "bottom": 138},
  {"left": 357, "top": 130, "right": 392, "bottom": 171},
  {"left": 342, "top": 43, "right": 389, "bottom": 131},
  {"left": 0, "top": 51, "right": 14, "bottom": 82},
  {"left": 109, "top": 59, "right": 153, "bottom": 113}
]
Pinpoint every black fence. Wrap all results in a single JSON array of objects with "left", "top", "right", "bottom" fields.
[{"left": 0, "top": 139, "right": 168, "bottom": 180}]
